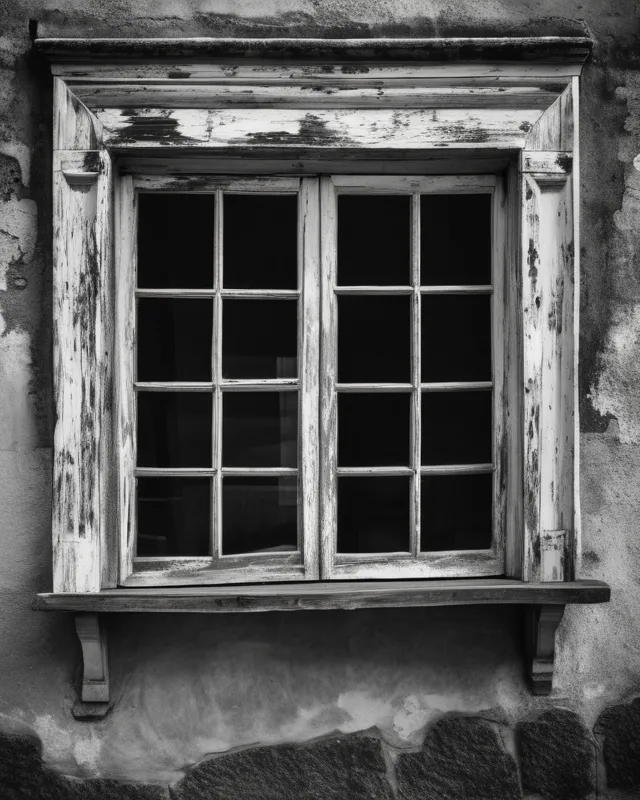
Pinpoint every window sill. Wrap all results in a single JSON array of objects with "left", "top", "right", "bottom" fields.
[
  {"left": 34, "top": 579, "right": 609, "bottom": 714},
  {"left": 34, "top": 578, "right": 609, "bottom": 613}
]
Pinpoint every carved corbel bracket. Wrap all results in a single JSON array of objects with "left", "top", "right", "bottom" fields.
[
  {"left": 526, "top": 604, "right": 565, "bottom": 695},
  {"left": 73, "top": 613, "right": 110, "bottom": 719}
]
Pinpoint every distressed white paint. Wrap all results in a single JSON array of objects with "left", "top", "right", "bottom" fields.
[
  {"left": 95, "top": 107, "right": 539, "bottom": 151},
  {"left": 47, "top": 45, "right": 583, "bottom": 591}
]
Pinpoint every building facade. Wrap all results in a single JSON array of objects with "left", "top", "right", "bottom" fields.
[{"left": 1, "top": 1, "right": 640, "bottom": 798}]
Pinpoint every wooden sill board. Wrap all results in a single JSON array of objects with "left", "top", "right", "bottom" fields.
[{"left": 35, "top": 579, "right": 610, "bottom": 613}]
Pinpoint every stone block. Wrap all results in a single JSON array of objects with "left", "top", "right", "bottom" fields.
[
  {"left": 517, "top": 708, "right": 595, "bottom": 800},
  {"left": 0, "top": 730, "right": 168, "bottom": 800},
  {"left": 395, "top": 716, "right": 520, "bottom": 800},
  {"left": 595, "top": 697, "right": 640, "bottom": 790},
  {"left": 170, "top": 735, "right": 393, "bottom": 800}
]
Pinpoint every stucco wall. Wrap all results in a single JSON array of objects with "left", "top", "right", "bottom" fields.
[{"left": 1, "top": 0, "right": 640, "bottom": 791}]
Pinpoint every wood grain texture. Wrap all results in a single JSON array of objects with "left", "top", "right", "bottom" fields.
[
  {"left": 37, "top": 36, "right": 590, "bottom": 67},
  {"left": 70, "top": 83, "right": 563, "bottom": 111},
  {"left": 53, "top": 150, "right": 113, "bottom": 593},
  {"left": 521, "top": 166, "right": 574, "bottom": 582},
  {"left": 504, "top": 160, "right": 525, "bottom": 579},
  {"left": 94, "top": 107, "right": 539, "bottom": 151},
  {"left": 34, "top": 579, "right": 610, "bottom": 614},
  {"left": 300, "top": 177, "right": 321, "bottom": 580},
  {"left": 115, "top": 175, "right": 136, "bottom": 583},
  {"left": 319, "top": 176, "right": 338, "bottom": 579},
  {"left": 526, "top": 83, "right": 574, "bottom": 151},
  {"left": 53, "top": 77, "right": 101, "bottom": 150}
]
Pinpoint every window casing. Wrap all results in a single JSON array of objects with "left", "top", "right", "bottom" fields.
[{"left": 40, "top": 36, "right": 590, "bottom": 595}]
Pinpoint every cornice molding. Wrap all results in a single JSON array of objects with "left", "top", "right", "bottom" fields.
[{"left": 34, "top": 36, "right": 592, "bottom": 64}]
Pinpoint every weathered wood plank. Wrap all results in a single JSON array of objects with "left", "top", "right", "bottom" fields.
[
  {"left": 53, "top": 150, "right": 113, "bottom": 593},
  {"left": 526, "top": 82, "right": 573, "bottom": 151},
  {"left": 521, "top": 167, "right": 574, "bottom": 582},
  {"left": 504, "top": 160, "right": 524, "bottom": 579},
  {"left": 115, "top": 175, "right": 136, "bottom": 583},
  {"left": 331, "top": 550, "right": 503, "bottom": 579},
  {"left": 94, "top": 107, "right": 539, "bottom": 150},
  {"left": 300, "top": 177, "right": 321, "bottom": 580},
  {"left": 35, "top": 35, "right": 590, "bottom": 68},
  {"left": 119, "top": 155, "right": 512, "bottom": 176},
  {"left": 53, "top": 78, "right": 101, "bottom": 150},
  {"left": 70, "top": 83, "right": 560, "bottom": 111},
  {"left": 319, "top": 177, "right": 338, "bottom": 579},
  {"left": 33, "top": 578, "right": 611, "bottom": 614}
]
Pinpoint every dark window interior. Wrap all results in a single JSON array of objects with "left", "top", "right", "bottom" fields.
[
  {"left": 224, "top": 195, "right": 297, "bottom": 289},
  {"left": 137, "top": 477, "right": 210, "bottom": 557},
  {"left": 137, "top": 193, "right": 214, "bottom": 288}
]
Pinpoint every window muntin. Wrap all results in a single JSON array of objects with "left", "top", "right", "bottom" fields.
[{"left": 123, "top": 174, "right": 504, "bottom": 584}]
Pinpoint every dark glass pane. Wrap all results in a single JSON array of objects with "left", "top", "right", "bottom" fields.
[
  {"left": 138, "top": 194, "right": 214, "bottom": 288},
  {"left": 338, "top": 394, "right": 410, "bottom": 467},
  {"left": 137, "top": 392, "right": 212, "bottom": 467},
  {"left": 421, "top": 295, "right": 491, "bottom": 382},
  {"left": 137, "top": 298, "right": 212, "bottom": 382},
  {"left": 136, "top": 477, "right": 210, "bottom": 556},
  {"left": 421, "top": 194, "right": 491, "bottom": 285},
  {"left": 421, "top": 473, "right": 493, "bottom": 551},
  {"left": 338, "top": 196, "right": 411, "bottom": 285},
  {"left": 223, "top": 392, "right": 298, "bottom": 468},
  {"left": 338, "top": 296, "right": 410, "bottom": 383},
  {"left": 224, "top": 195, "right": 297, "bottom": 289},
  {"left": 337, "top": 477, "right": 410, "bottom": 553},
  {"left": 223, "top": 477, "right": 298, "bottom": 555},
  {"left": 222, "top": 299, "right": 297, "bottom": 379},
  {"left": 422, "top": 391, "right": 492, "bottom": 465}
]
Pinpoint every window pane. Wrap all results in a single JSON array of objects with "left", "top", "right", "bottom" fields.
[
  {"left": 137, "top": 392, "right": 212, "bottom": 467},
  {"left": 338, "top": 476, "right": 410, "bottom": 553},
  {"left": 421, "top": 295, "right": 491, "bottom": 383},
  {"left": 420, "top": 194, "right": 491, "bottom": 285},
  {"left": 223, "top": 392, "right": 298, "bottom": 468},
  {"left": 223, "top": 477, "right": 298, "bottom": 555},
  {"left": 137, "top": 298, "right": 212, "bottom": 382},
  {"left": 338, "top": 394, "right": 410, "bottom": 467},
  {"left": 338, "top": 196, "right": 411, "bottom": 285},
  {"left": 422, "top": 391, "right": 492, "bottom": 466},
  {"left": 136, "top": 477, "right": 210, "bottom": 556},
  {"left": 223, "top": 195, "right": 297, "bottom": 289},
  {"left": 137, "top": 194, "right": 214, "bottom": 289},
  {"left": 421, "top": 473, "right": 492, "bottom": 551},
  {"left": 338, "top": 296, "right": 410, "bottom": 383},
  {"left": 222, "top": 299, "right": 297, "bottom": 379}
]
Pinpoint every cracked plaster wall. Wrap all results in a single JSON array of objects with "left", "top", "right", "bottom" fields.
[{"left": 1, "top": 0, "right": 640, "bottom": 787}]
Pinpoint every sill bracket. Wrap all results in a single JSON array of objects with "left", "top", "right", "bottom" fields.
[{"left": 73, "top": 612, "right": 110, "bottom": 719}]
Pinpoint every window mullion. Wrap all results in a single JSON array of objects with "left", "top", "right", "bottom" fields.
[
  {"left": 212, "top": 188, "right": 223, "bottom": 559},
  {"left": 300, "top": 177, "right": 321, "bottom": 580},
  {"left": 411, "top": 193, "right": 421, "bottom": 559}
]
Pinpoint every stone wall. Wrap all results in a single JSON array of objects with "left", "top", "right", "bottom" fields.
[
  {"left": 4, "top": 701, "right": 640, "bottom": 798},
  {"left": 1, "top": 0, "right": 640, "bottom": 796}
]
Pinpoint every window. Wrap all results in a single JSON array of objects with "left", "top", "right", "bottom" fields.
[
  {"left": 38, "top": 35, "right": 608, "bottom": 600},
  {"left": 37, "top": 36, "right": 614, "bottom": 704},
  {"left": 120, "top": 175, "right": 503, "bottom": 584}
]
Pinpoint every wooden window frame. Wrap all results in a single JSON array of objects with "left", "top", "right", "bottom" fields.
[
  {"left": 320, "top": 174, "right": 504, "bottom": 580},
  {"left": 34, "top": 37, "right": 614, "bottom": 705},
  {"left": 118, "top": 175, "right": 320, "bottom": 586}
]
